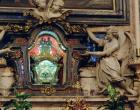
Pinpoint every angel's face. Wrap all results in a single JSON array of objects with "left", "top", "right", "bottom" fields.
[
  {"left": 106, "top": 32, "right": 113, "bottom": 41},
  {"left": 52, "top": 0, "right": 64, "bottom": 11},
  {"left": 37, "top": 0, "right": 47, "bottom": 8}
]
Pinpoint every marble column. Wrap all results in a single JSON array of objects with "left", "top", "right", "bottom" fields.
[
  {"left": 130, "top": 0, "right": 140, "bottom": 108},
  {"left": 134, "top": 0, "right": 140, "bottom": 56},
  {"left": 132, "top": 0, "right": 140, "bottom": 80}
]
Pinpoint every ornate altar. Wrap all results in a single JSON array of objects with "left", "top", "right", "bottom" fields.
[{"left": 0, "top": 0, "right": 140, "bottom": 110}]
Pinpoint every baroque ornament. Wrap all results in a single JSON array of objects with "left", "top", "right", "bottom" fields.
[
  {"left": 8, "top": 22, "right": 32, "bottom": 32},
  {"left": 24, "top": 0, "right": 68, "bottom": 23},
  {"left": 61, "top": 22, "right": 86, "bottom": 33},
  {"left": 63, "top": 97, "right": 90, "bottom": 110},
  {"left": 41, "top": 86, "right": 56, "bottom": 95}
]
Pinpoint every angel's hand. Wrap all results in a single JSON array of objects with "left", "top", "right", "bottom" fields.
[
  {"left": 0, "top": 25, "right": 10, "bottom": 31},
  {"left": 86, "top": 27, "right": 91, "bottom": 31},
  {"left": 61, "top": 10, "right": 68, "bottom": 13},
  {"left": 4, "top": 25, "right": 10, "bottom": 30},
  {"left": 0, "top": 26, "right": 3, "bottom": 30},
  {"left": 4, "top": 47, "right": 15, "bottom": 53},
  {"left": 80, "top": 51, "right": 91, "bottom": 56}
]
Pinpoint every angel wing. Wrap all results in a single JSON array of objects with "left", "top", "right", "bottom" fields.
[
  {"left": 0, "top": 26, "right": 8, "bottom": 41},
  {"left": 29, "top": 0, "right": 54, "bottom": 10},
  {"left": 46, "top": 0, "right": 54, "bottom": 13},
  {"left": 116, "top": 30, "right": 135, "bottom": 76},
  {"left": 116, "top": 30, "right": 134, "bottom": 61}
]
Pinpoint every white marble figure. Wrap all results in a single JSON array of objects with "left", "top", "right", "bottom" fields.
[
  {"left": 29, "top": 0, "right": 65, "bottom": 22},
  {"left": 81, "top": 26, "right": 137, "bottom": 96},
  {"left": 0, "top": 26, "right": 15, "bottom": 96}
]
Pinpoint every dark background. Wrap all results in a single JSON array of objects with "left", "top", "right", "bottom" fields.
[
  {"left": 64, "top": 0, "right": 113, "bottom": 9},
  {"left": 0, "top": 0, "right": 32, "bottom": 6},
  {"left": 0, "top": 0, "right": 113, "bottom": 9}
]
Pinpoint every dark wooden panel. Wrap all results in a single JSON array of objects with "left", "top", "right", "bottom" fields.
[
  {"left": 0, "top": 0, "right": 113, "bottom": 9},
  {"left": 0, "top": 0, "right": 129, "bottom": 25},
  {"left": 64, "top": 0, "right": 113, "bottom": 10},
  {"left": 0, "top": 0, "right": 32, "bottom": 7},
  {"left": 66, "top": 0, "right": 129, "bottom": 25}
]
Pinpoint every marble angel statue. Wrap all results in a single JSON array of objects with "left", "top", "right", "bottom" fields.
[
  {"left": 28, "top": 0, "right": 66, "bottom": 22},
  {"left": 81, "top": 26, "right": 137, "bottom": 96}
]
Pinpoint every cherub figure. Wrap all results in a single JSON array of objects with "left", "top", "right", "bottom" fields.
[
  {"left": 81, "top": 26, "right": 137, "bottom": 96},
  {"left": 29, "top": 0, "right": 65, "bottom": 22}
]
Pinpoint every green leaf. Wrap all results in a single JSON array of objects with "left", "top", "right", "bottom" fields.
[
  {"left": 98, "top": 84, "right": 127, "bottom": 110},
  {"left": 3, "top": 93, "right": 32, "bottom": 110}
]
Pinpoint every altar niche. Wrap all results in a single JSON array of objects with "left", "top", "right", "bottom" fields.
[
  {"left": 27, "top": 27, "right": 68, "bottom": 87},
  {"left": 9, "top": 24, "right": 86, "bottom": 96}
]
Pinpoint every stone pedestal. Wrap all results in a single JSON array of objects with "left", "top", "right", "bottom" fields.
[
  {"left": 80, "top": 67, "right": 97, "bottom": 96},
  {"left": 129, "top": 58, "right": 140, "bottom": 107},
  {"left": 0, "top": 58, "right": 15, "bottom": 97}
]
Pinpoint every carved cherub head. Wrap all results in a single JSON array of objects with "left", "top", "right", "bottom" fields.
[
  {"left": 106, "top": 26, "right": 118, "bottom": 40},
  {"left": 32, "top": 0, "right": 64, "bottom": 11},
  {"left": 29, "top": 0, "right": 65, "bottom": 21},
  {"left": 51, "top": 0, "right": 64, "bottom": 11},
  {"left": 33, "top": 0, "right": 47, "bottom": 9}
]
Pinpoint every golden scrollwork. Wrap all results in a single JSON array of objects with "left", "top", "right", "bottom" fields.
[
  {"left": 61, "top": 22, "right": 86, "bottom": 33},
  {"left": 63, "top": 97, "right": 90, "bottom": 110},
  {"left": 72, "top": 81, "right": 82, "bottom": 89},
  {"left": 41, "top": 86, "right": 56, "bottom": 95},
  {"left": 8, "top": 21, "right": 32, "bottom": 32}
]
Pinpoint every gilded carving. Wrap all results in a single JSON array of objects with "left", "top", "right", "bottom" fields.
[
  {"left": 72, "top": 81, "right": 82, "bottom": 89},
  {"left": 61, "top": 22, "right": 86, "bottom": 33},
  {"left": 41, "top": 86, "right": 56, "bottom": 95},
  {"left": 8, "top": 22, "right": 33, "bottom": 32},
  {"left": 63, "top": 97, "right": 90, "bottom": 110}
]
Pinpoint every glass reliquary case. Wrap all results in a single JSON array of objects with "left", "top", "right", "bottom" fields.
[{"left": 10, "top": 24, "right": 81, "bottom": 95}]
